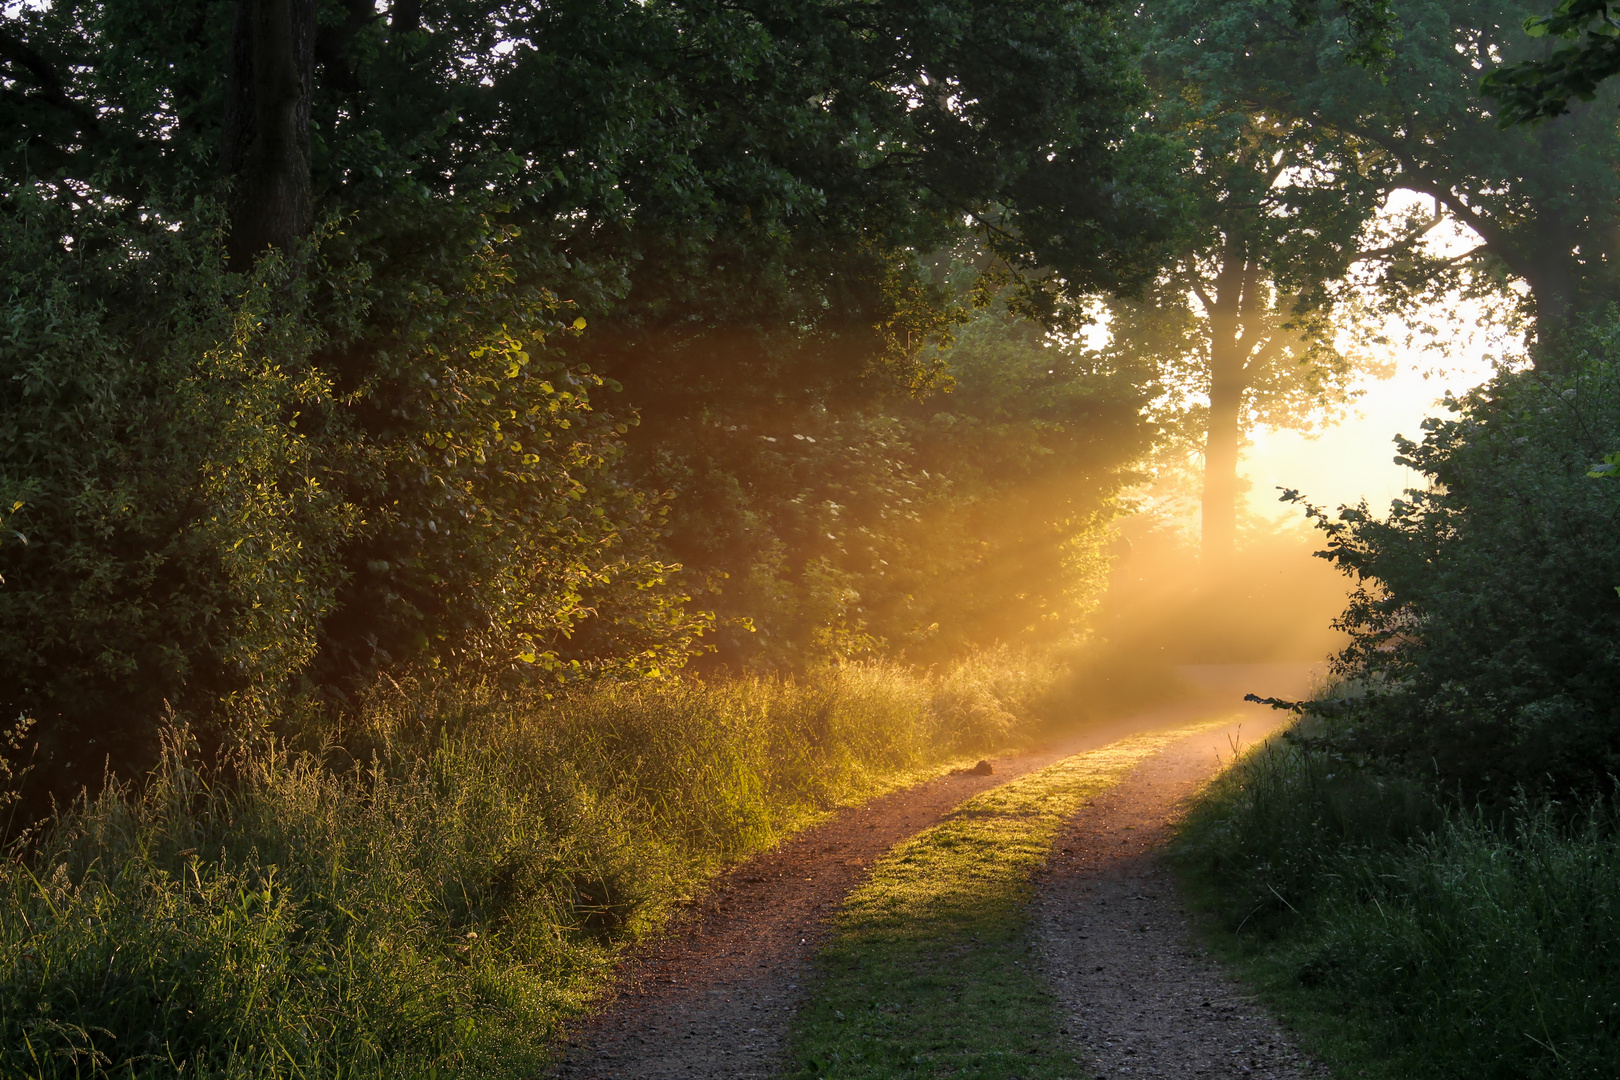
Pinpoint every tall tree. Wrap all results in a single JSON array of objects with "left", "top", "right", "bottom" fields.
[
  {"left": 1149, "top": 0, "right": 1620, "bottom": 351},
  {"left": 222, "top": 0, "right": 317, "bottom": 263},
  {"left": 1103, "top": 21, "right": 1398, "bottom": 560}
]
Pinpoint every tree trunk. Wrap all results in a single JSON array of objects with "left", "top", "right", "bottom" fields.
[
  {"left": 222, "top": 0, "right": 316, "bottom": 267},
  {"left": 1202, "top": 348, "right": 1244, "bottom": 565},
  {"left": 1521, "top": 245, "right": 1582, "bottom": 366},
  {"left": 1200, "top": 247, "right": 1250, "bottom": 567}
]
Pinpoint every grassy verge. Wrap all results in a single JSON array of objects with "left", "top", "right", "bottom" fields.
[
  {"left": 0, "top": 654, "right": 1065, "bottom": 1080},
  {"left": 1173, "top": 724, "right": 1620, "bottom": 1080},
  {"left": 786, "top": 718, "right": 1231, "bottom": 1080}
]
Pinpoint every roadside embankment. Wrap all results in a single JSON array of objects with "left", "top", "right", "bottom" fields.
[
  {"left": 0, "top": 655, "right": 1062, "bottom": 1080},
  {"left": 1175, "top": 714, "right": 1620, "bottom": 1079}
]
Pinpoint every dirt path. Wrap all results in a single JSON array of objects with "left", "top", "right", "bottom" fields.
[
  {"left": 1035, "top": 678, "right": 1325, "bottom": 1079},
  {"left": 553, "top": 664, "right": 1318, "bottom": 1080}
]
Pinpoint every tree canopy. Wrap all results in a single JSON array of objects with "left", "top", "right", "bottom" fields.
[
  {"left": 1481, "top": 0, "right": 1620, "bottom": 122},
  {"left": 0, "top": 0, "right": 1183, "bottom": 789},
  {"left": 1150, "top": 0, "right": 1620, "bottom": 348},
  {"left": 1096, "top": 14, "right": 1403, "bottom": 559}
]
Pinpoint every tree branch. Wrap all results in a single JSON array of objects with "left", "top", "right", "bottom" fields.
[
  {"left": 0, "top": 26, "right": 103, "bottom": 138},
  {"left": 1348, "top": 211, "right": 1447, "bottom": 264}
]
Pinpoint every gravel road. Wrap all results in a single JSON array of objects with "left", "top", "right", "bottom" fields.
[
  {"left": 553, "top": 664, "right": 1321, "bottom": 1080},
  {"left": 1035, "top": 707, "right": 1326, "bottom": 1079}
]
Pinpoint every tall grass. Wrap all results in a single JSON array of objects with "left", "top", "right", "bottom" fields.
[
  {"left": 1175, "top": 725, "right": 1620, "bottom": 1079},
  {"left": 0, "top": 655, "right": 1064, "bottom": 1079}
]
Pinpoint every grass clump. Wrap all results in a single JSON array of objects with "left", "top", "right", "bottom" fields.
[
  {"left": 1175, "top": 723, "right": 1620, "bottom": 1079},
  {"left": 787, "top": 718, "right": 1231, "bottom": 1079},
  {"left": 0, "top": 656, "right": 1055, "bottom": 1079}
]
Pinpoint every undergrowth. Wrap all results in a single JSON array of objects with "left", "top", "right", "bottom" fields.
[
  {"left": 1174, "top": 722, "right": 1620, "bottom": 1079},
  {"left": 0, "top": 653, "right": 1067, "bottom": 1079}
]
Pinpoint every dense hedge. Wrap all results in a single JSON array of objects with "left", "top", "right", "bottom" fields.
[
  {"left": 1291, "top": 312, "right": 1620, "bottom": 799},
  {"left": 0, "top": 196, "right": 700, "bottom": 793}
]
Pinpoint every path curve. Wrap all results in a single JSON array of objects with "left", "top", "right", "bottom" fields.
[
  {"left": 1036, "top": 677, "right": 1325, "bottom": 1079},
  {"left": 553, "top": 664, "right": 1318, "bottom": 1080}
]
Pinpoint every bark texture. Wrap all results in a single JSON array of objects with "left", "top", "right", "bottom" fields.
[{"left": 222, "top": 0, "right": 316, "bottom": 266}]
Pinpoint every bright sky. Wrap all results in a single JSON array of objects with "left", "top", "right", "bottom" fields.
[
  {"left": 1242, "top": 189, "right": 1515, "bottom": 525},
  {"left": 1244, "top": 346, "right": 1500, "bottom": 523}
]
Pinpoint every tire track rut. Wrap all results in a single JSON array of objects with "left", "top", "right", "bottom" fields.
[{"left": 553, "top": 664, "right": 1316, "bottom": 1079}]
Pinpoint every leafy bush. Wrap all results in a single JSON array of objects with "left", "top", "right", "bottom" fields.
[
  {"left": 1295, "top": 311, "right": 1620, "bottom": 799},
  {"left": 0, "top": 193, "right": 357, "bottom": 775},
  {"left": 1172, "top": 323, "right": 1620, "bottom": 1074},
  {"left": 0, "top": 190, "right": 702, "bottom": 791}
]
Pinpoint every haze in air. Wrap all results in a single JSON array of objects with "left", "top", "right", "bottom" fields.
[{"left": 0, "top": 1, "right": 1617, "bottom": 1077}]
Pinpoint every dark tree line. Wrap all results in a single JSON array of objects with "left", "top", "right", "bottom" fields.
[
  {"left": 3, "top": 0, "right": 1616, "bottom": 800},
  {"left": 0, "top": 0, "right": 1179, "bottom": 792}
]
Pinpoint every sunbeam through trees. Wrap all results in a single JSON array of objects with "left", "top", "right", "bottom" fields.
[{"left": 4, "top": 0, "right": 1620, "bottom": 1076}]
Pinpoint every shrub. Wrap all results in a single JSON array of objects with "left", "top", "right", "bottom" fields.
[
  {"left": 0, "top": 192, "right": 357, "bottom": 778},
  {"left": 1176, "top": 725, "right": 1620, "bottom": 1079},
  {"left": 1294, "top": 310, "right": 1620, "bottom": 799},
  {"left": 0, "top": 189, "right": 702, "bottom": 794}
]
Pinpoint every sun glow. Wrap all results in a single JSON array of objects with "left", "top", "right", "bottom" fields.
[
  {"left": 1246, "top": 188, "right": 1519, "bottom": 523},
  {"left": 1244, "top": 344, "right": 1502, "bottom": 522}
]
